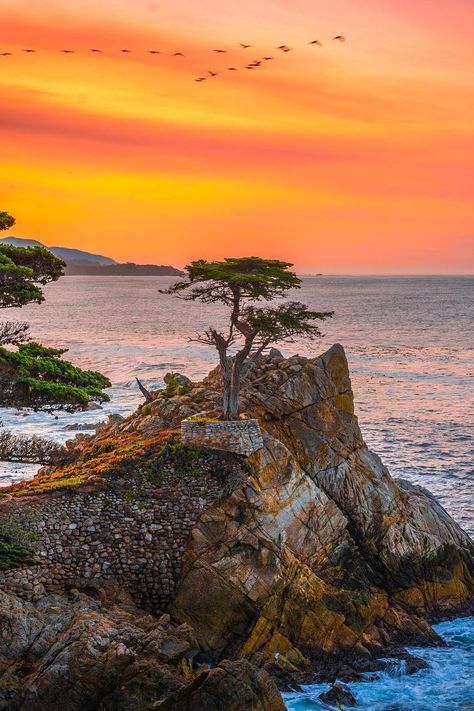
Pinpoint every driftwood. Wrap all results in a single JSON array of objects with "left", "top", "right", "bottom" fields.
[{"left": 135, "top": 377, "right": 154, "bottom": 403}]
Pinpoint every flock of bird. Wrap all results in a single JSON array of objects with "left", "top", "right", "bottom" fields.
[{"left": 0, "top": 36, "right": 346, "bottom": 82}]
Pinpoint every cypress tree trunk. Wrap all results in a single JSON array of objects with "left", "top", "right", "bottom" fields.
[
  {"left": 228, "top": 367, "right": 240, "bottom": 420},
  {"left": 228, "top": 354, "right": 245, "bottom": 420},
  {"left": 220, "top": 354, "right": 232, "bottom": 420}
]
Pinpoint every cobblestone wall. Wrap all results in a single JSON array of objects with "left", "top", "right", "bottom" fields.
[
  {"left": 0, "top": 458, "right": 245, "bottom": 612},
  {"left": 181, "top": 419, "right": 263, "bottom": 456}
]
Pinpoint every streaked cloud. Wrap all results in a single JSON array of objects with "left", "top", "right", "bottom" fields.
[{"left": 1, "top": 0, "right": 472, "bottom": 272}]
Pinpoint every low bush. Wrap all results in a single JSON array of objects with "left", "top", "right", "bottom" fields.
[
  {"left": 146, "top": 442, "right": 204, "bottom": 485},
  {"left": 161, "top": 373, "right": 190, "bottom": 399},
  {"left": 0, "top": 523, "right": 39, "bottom": 570}
]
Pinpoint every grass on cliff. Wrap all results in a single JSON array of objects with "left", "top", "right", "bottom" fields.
[
  {"left": 0, "top": 538, "right": 38, "bottom": 570},
  {"left": 3, "top": 428, "right": 180, "bottom": 497},
  {"left": 145, "top": 442, "right": 204, "bottom": 485},
  {"left": 0, "top": 524, "right": 39, "bottom": 570}
]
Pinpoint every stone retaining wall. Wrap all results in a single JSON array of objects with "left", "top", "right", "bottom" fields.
[
  {"left": 0, "top": 458, "right": 245, "bottom": 611},
  {"left": 181, "top": 419, "right": 263, "bottom": 456}
]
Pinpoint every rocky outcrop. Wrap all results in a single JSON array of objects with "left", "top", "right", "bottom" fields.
[
  {"left": 0, "top": 585, "right": 186, "bottom": 710},
  {"left": 319, "top": 682, "right": 358, "bottom": 707},
  {"left": 0, "top": 344, "right": 472, "bottom": 706},
  {"left": 159, "top": 659, "right": 285, "bottom": 711},
  {"left": 170, "top": 345, "right": 473, "bottom": 672},
  {"left": 0, "top": 584, "right": 282, "bottom": 711}
]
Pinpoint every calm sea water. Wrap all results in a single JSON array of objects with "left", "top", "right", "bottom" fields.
[{"left": 0, "top": 275, "right": 473, "bottom": 710}]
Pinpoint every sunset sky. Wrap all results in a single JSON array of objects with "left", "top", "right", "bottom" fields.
[{"left": 1, "top": 0, "right": 473, "bottom": 273}]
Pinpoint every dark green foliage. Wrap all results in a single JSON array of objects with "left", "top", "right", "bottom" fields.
[
  {"left": 0, "top": 539, "right": 37, "bottom": 571},
  {"left": 161, "top": 373, "right": 190, "bottom": 398},
  {"left": 0, "top": 342, "right": 111, "bottom": 411},
  {"left": 0, "top": 523, "right": 38, "bottom": 571},
  {"left": 0, "top": 214, "right": 111, "bottom": 413},
  {"left": 145, "top": 442, "right": 204, "bottom": 485},
  {"left": 163, "top": 256, "right": 301, "bottom": 303},
  {"left": 162, "top": 256, "right": 333, "bottom": 419},
  {"left": 0, "top": 211, "right": 15, "bottom": 232},
  {"left": 0, "top": 242, "right": 65, "bottom": 308},
  {"left": 244, "top": 301, "right": 333, "bottom": 355}
]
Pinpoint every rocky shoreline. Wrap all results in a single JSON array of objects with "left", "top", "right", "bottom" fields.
[{"left": 0, "top": 344, "right": 472, "bottom": 710}]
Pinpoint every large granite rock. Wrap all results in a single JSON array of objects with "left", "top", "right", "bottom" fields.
[
  {"left": 159, "top": 659, "right": 285, "bottom": 711},
  {"left": 170, "top": 345, "right": 473, "bottom": 673}
]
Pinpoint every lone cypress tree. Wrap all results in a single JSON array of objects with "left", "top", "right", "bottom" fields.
[
  {"left": 0, "top": 210, "right": 111, "bottom": 411},
  {"left": 162, "top": 257, "right": 333, "bottom": 419}
]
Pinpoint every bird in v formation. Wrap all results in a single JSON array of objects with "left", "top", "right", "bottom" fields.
[
  {"left": 2, "top": 36, "right": 346, "bottom": 84},
  {"left": 3, "top": 37, "right": 345, "bottom": 59}
]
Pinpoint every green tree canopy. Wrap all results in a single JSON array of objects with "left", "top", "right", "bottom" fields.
[
  {"left": 162, "top": 257, "right": 333, "bottom": 419},
  {"left": 0, "top": 342, "right": 111, "bottom": 411},
  {"left": 0, "top": 210, "right": 111, "bottom": 413},
  {"left": 0, "top": 242, "right": 65, "bottom": 308},
  {"left": 0, "top": 211, "right": 15, "bottom": 232}
]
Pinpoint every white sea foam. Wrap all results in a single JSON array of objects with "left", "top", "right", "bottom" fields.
[{"left": 284, "top": 617, "right": 474, "bottom": 710}]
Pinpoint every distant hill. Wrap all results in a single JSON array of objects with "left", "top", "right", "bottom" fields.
[
  {"left": 0, "top": 237, "right": 183, "bottom": 276},
  {"left": 65, "top": 262, "right": 183, "bottom": 276},
  {"left": 1, "top": 237, "right": 116, "bottom": 266}
]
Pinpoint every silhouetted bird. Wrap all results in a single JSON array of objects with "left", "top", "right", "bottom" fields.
[
  {"left": 227, "top": 67, "right": 238, "bottom": 71},
  {"left": 90, "top": 49, "right": 102, "bottom": 52},
  {"left": 149, "top": 50, "right": 160, "bottom": 54},
  {"left": 120, "top": 49, "right": 131, "bottom": 53},
  {"left": 61, "top": 49, "right": 74, "bottom": 53},
  {"left": 22, "top": 49, "right": 36, "bottom": 53},
  {"left": 174, "top": 52, "right": 184, "bottom": 56},
  {"left": 213, "top": 49, "right": 227, "bottom": 53},
  {"left": 277, "top": 45, "right": 292, "bottom": 52},
  {"left": 240, "top": 43, "right": 252, "bottom": 48},
  {"left": 333, "top": 35, "right": 346, "bottom": 41},
  {"left": 1, "top": 52, "right": 12, "bottom": 56},
  {"left": 195, "top": 77, "right": 206, "bottom": 82},
  {"left": 208, "top": 71, "right": 217, "bottom": 77},
  {"left": 263, "top": 56, "right": 273, "bottom": 60},
  {"left": 309, "top": 40, "right": 322, "bottom": 46},
  {"left": 249, "top": 60, "right": 262, "bottom": 66}
]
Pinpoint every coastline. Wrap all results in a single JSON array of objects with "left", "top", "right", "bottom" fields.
[{"left": 1, "top": 344, "right": 472, "bottom": 710}]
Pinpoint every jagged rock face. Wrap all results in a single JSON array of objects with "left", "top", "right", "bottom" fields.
[
  {"left": 243, "top": 345, "right": 474, "bottom": 613},
  {"left": 0, "top": 586, "right": 283, "bottom": 711},
  {"left": 159, "top": 659, "right": 285, "bottom": 711},
  {"left": 171, "top": 436, "right": 440, "bottom": 665},
  {"left": 0, "top": 586, "right": 190, "bottom": 710},
  {"left": 171, "top": 345, "right": 473, "bottom": 668}
]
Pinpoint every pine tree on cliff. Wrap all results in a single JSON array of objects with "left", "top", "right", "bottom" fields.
[
  {"left": 162, "top": 257, "right": 333, "bottom": 420},
  {"left": 0, "top": 211, "right": 111, "bottom": 411}
]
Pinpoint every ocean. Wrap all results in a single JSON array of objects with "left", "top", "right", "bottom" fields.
[{"left": 0, "top": 274, "right": 472, "bottom": 709}]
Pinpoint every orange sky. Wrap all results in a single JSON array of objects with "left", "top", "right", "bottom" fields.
[{"left": 1, "top": 0, "right": 473, "bottom": 273}]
